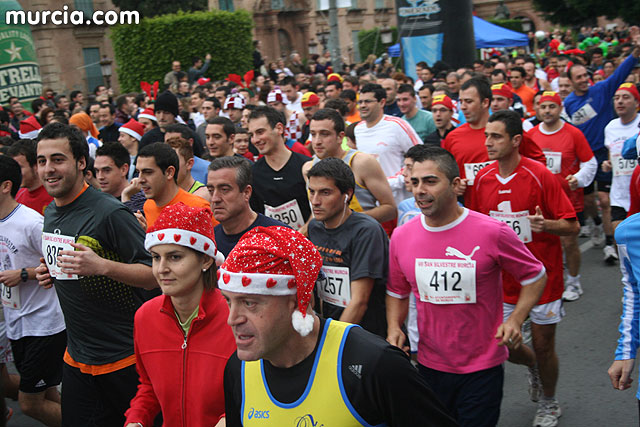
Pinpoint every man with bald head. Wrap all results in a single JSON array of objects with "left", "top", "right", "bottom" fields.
[{"left": 381, "top": 78, "right": 402, "bottom": 117}]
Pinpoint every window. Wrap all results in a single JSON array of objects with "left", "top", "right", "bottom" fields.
[
  {"left": 74, "top": 0, "right": 94, "bottom": 18},
  {"left": 219, "top": 0, "right": 235, "bottom": 11},
  {"left": 82, "top": 48, "right": 104, "bottom": 94}
]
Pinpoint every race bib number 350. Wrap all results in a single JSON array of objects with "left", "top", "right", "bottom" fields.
[
  {"left": 415, "top": 259, "right": 476, "bottom": 304},
  {"left": 264, "top": 200, "right": 305, "bottom": 230},
  {"left": 41, "top": 232, "right": 78, "bottom": 280},
  {"left": 317, "top": 266, "right": 350, "bottom": 308}
]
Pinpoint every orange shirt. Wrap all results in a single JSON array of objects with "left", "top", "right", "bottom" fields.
[
  {"left": 512, "top": 85, "right": 537, "bottom": 117},
  {"left": 346, "top": 109, "right": 361, "bottom": 123},
  {"left": 143, "top": 188, "right": 214, "bottom": 229}
]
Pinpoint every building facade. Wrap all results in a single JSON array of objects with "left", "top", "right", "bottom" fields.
[{"left": 19, "top": 0, "right": 119, "bottom": 99}]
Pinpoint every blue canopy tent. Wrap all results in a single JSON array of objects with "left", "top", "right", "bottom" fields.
[{"left": 473, "top": 16, "right": 528, "bottom": 48}]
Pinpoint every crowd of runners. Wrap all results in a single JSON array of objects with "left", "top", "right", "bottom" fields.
[{"left": 1, "top": 22, "right": 640, "bottom": 427}]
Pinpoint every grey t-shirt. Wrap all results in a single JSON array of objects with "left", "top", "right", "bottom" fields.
[{"left": 308, "top": 212, "right": 388, "bottom": 337}]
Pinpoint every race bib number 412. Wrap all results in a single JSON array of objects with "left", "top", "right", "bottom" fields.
[
  {"left": 41, "top": 232, "right": 78, "bottom": 280},
  {"left": 415, "top": 259, "right": 476, "bottom": 304}
]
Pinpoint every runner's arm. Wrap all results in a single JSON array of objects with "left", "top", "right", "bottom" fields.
[
  {"left": 385, "top": 293, "right": 409, "bottom": 353},
  {"left": 572, "top": 156, "right": 597, "bottom": 188},
  {"left": 339, "top": 278, "right": 374, "bottom": 325},
  {"left": 497, "top": 272, "right": 546, "bottom": 347},
  {"left": 357, "top": 154, "right": 397, "bottom": 222}
]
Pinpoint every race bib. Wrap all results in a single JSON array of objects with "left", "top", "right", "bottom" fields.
[
  {"left": 1, "top": 284, "right": 20, "bottom": 309},
  {"left": 611, "top": 153, "right": 636, "bottom": 177},
  {"left": 571, "top": 103, "right": 597, "bottom": 126},
  {"left": 544, "top": 151, "right": 562, "bottom": 174},
  {"left": 415, "top": 259, "right": 476, "bottom": 304},
  {"left": 317, "top": 266, "right": 350, "bottom": 308},
  {"left": 264, "top": 200, "right": 305, "bottom": 230},
  {"left": 490, "top": 210, "right": 533, "bottom": 243},
  {"left": 41, "top": 232, "right": 78, "bottom": 280},
  {"left": 464, "top": 161, "right": 494, "bottom": 185}
]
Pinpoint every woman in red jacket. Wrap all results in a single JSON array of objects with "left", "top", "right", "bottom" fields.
[{"left": 125, "top": 203, "right": 235, "bottom": 427}]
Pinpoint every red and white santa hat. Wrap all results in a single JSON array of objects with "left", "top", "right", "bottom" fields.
[
  {"left": 217, "top": 226, "right": 322, "bottom": 337},
  {"left": 145, "top": 203, "right": 225, "bottom": 266},
  {"left": 119, "top": 119, "right": 145, "bottom": 141},
  {"left": 138, "top": 108, "right": 157, "bottom": 122},
  {"left": 19, "top": 115, "right": 42, "bottom": 139},
  {"left": 267, "top": 87, "right": 289, "bottom": 105},
  {"left": 224, "top": 93, "right": 246, "bottom": 110}
]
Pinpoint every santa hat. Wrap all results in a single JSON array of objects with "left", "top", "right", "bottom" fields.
[
  {"left": 197, "top": 77, "right": 211, "bottom": 86},
  {"left": 138, "top": 108, "right": 157, "bottom": 122},
  {"left": 617, "top": 83, "right": 640, "bottom": 104},
  {"left": 301, "top": 92, "right": 320, "bottom": 108},
  {"left": 431, "top": 94, "right": 455, "bottom": 111},
  {"left": 267, "top": 87, "right": 289, "bottom": 105},
  {"left": 217, "top": 226, "right": 322, "bottom": 337},
  {"left": 19, "top": 115, "right": 42, "bottom": 139},
  {"left": 145, "top": 203, "right": 224, "bottom": 267},
  {"left": 491, "top": 83, "right": 513, "bottom": 99},
  {"left": 224, "top": 93, "right": 246, "bottom": 110},
  {"left": 119, "top": 119, "right": 145, "bottom": 141},
  {"left": 539, "top": 91, "right": 562, "bottom": 106},
  {"left": 327, "top": 73, "right": 343, "bottom": 83}
]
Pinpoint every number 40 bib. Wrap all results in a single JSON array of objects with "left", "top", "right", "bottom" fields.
[{"left": 415, "top": 259, "right": 476, "bottom": 304}]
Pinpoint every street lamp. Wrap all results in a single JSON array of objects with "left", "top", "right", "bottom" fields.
[
  {"left": 99, "top": 55, "right": 113, "bottom": 89},
  {"left": 308, "top": 38, "right": 319, "bottom": 56},
  {"left": 380, "top": 25, "right": 393, "bottom": 45},
  {"left": 317, "top": 30, "right": 330, "bottom": 52}
]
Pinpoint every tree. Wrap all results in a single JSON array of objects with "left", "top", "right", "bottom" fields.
[
  {"left": 111, "top": 0, "right": 207, "bottom": 18},
  {"left": 532, "top": 0, "right": 638, "bottom": 27}
]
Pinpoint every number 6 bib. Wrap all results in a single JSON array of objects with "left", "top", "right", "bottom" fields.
[{"left": 415, "top": 259, "right": 476, "bottom": 304}]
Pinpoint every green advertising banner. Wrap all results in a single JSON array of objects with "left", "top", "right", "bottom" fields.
[{"left": 0, "top": 0, "right": 42, "bottom": 105}]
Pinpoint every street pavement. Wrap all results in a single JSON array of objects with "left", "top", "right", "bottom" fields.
[
  {"left": 499, "top": 238, "right": 637, "bottom": 426},
  {"left": 3, "top": 238, "right": 638, "bottom": 426}
]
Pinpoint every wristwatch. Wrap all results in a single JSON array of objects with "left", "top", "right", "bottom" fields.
[{"left": 20, "top": 268, "right": 28, "bottom": 282}]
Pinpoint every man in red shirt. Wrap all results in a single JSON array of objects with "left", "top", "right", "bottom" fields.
[
  {"left": 528, "top": 91, "right": 597, "bottom": 301},
  {"left": 471, "top": 110, "right": 579, "bottom": 427},
  {"left": 7, "top": 139, "right": 53, "bottom": 214},
  {"left": 442, "top": 77, "right": 546, "bottom": 205}
]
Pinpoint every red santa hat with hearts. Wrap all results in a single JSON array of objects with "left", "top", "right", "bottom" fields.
[
  {"left": 217, "top": 226, "right": 322, "bottom": 337},
  {"left": 145, "top": 203, "right": 224, "bottom": 266}
]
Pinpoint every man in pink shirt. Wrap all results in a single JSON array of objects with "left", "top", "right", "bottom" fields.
[{"left": 386, "top": 145, "right": 547, "bottom": 426}]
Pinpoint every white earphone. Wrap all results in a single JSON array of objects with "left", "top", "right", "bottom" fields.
[{"left": 344, "top": 195, "right": 348, "bottom": 203}]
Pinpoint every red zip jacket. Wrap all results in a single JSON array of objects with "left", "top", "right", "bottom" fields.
[{"left": 124, "top": 289, "right": 236, "bottom": 427}]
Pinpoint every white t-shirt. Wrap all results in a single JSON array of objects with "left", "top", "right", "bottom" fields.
[
  {"left": 0, "top": 204, "right": 65, "bottom": 339},
  {"left": 605, "top": 114, "right": 640, "bottom": 211},
  {"left": 355, "top": 115, "right": 422, "bottom": 204},
  {"left": 288, "top": 92, "right": 304, "bottom": 115}
]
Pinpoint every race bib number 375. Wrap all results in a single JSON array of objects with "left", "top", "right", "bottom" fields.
[
  {"left": 415, "top": 259, "right": 476, "bottom": 304},
  {"left": 41, "top": 232, "right": 78, "bottom": 280}
]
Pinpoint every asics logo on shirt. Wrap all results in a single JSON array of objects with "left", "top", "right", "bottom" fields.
[{"left": 247, "top": 408, "right": 270, "bottom": 419}]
